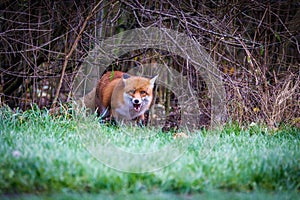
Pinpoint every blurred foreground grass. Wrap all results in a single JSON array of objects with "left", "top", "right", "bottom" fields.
[{"left": 0, "top": 107, "right": 299, "bottom": 199}]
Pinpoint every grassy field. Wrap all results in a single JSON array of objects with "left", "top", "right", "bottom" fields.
[{"left": 0, "top": 107, "right": 299, "bottom": 199}]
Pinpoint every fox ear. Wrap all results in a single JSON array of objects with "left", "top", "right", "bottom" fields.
[
  {"left": 122, "top": 73, "right": 130, "bottom": 85},
  {"left": 123, "top": 73, "right": 130, "bottom": 79},
  {"left": 149, "top": 74, "right": 158, "bottom": 88}
]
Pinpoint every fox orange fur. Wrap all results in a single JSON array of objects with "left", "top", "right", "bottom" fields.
[{"left": 95, "top": 71, "right": 158, "bottom": 124}]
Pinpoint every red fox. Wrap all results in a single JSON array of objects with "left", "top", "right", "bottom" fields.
[{"left": 95, "top": 71, "right": 158, "bottom": 125}]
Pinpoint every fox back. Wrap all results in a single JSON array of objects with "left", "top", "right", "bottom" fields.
[{"left": 95, "top": 71, "right": 158, "bottom": 124}]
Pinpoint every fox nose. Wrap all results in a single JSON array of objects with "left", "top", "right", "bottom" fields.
[{"left": 133, "top": 98, "right": 141, "bottom": 104}]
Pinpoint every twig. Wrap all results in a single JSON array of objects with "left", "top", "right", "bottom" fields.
[{"left": 52, "top": 0, "right": 103, "bottom": 107}]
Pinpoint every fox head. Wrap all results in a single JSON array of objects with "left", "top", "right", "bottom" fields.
[{"left": 122, "top": 73, "right": 158, "bottom": 113}]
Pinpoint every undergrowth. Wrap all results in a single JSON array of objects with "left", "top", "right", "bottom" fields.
[{"left": 0, "top": 106, "right": 299, "bottom": 196}]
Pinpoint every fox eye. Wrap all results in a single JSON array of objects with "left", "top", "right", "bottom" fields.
[
  {"left": 128, "top": 90, "right": 135, "bottom": 94},
  {"left": 140, "top": 91, "right": 147, "bottom": 95}
]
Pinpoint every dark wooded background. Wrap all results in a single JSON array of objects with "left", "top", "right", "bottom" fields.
[{"left": 1, "top": 0, "right": 299, "bottom": 128}]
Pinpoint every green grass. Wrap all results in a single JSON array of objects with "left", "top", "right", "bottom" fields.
[{"left": 0, "top": 106, "right": 299, "bottom": 199}]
